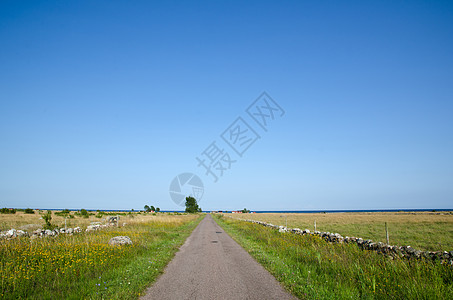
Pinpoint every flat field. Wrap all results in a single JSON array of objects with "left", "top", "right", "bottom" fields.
[
  {"left": 0, "top": 211, "right": 204, "bottom": 299},
  {"left": 226, "top": 211, "right": 453, "bottom": 251},
  {"left": 214, "top": 214, "right": 453, "bottom": 299}
]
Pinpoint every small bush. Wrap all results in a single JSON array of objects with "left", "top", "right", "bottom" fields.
[
  {"left": 24, "top": 208, "right": 35, "bottom": 214},
  {"left": 42, "top": 210, "right": 56, "bottom": 230},
  {"left": 74, "top": 209, "right": 91, "bottom": 218},
  {"left": 1, "top": 208, "right": 16, "bottom": 214},
  {"left": 55, "top": 209, "right": 71, "bottom": 217}
]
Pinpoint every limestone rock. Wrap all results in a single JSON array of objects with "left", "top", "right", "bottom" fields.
[
  {"left": 278, "top": 226, "right": 287, "bottom": 233},
  {"left": 16, "top": 230, "right": 27, "bottom": 237},
  {"left": 108, "top": 236, "right": 133, "bottom": 246},
  {"left": 6, "top": 229, "right": 17, "bottom": 238},
  {"left": 33, "top": 229, "right": 43, "bottom": 236},
  {"left": 86, "top": 225, "right": 99, "bottom": 232}
]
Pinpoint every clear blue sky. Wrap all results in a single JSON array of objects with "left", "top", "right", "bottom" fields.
[{"left": 1, "top": 1, "right": 452, "bottom": 211}]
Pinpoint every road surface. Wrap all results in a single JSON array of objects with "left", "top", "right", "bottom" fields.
[{"left": 141, "top": 214, "right": 295, "bottom": 300}]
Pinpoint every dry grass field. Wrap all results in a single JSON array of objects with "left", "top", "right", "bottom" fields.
[
  {"left": 0, "top": 211, "right": 203, "bottom": 299},
  {"left": 226, "top": 211, "right": 453, "bottom": 251},
  {"left": 0, "top": 210, "right": 186, "bottom": 232}
]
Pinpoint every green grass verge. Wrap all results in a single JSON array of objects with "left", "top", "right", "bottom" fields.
[
  {"left": 214, "top": 215, "right": 453, "bottom": 299},
  {"left": 1, "top": 214, "right": 204, "bottom": 299}
]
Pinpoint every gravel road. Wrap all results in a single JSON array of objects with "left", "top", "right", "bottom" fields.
[{"left": 141, "top": 214, "right": 295, "bottom": 300}]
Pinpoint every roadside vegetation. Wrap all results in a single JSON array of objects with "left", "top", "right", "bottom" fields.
[
  {"left": 1, "top": 213, "right": 204, "bottom": 299},
  {"left": 228, "top": 211, "right": 453, "bottom": 251},
  {"left": 214, "top": 214, "right": 453, "bottom": 299}
]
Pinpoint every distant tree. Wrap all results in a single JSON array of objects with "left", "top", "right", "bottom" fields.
[
  {"left": 150, "top": 205, "right": 156, "bottom": 212},
  {"left": 144, "top": 205, "right": 151, "bottom": 212},
  {"left": 24, "top": 208, "right": 35, "bottom": 214},
  {"left": 156, "top": 207, "right": 160, "bottom": 212},
  {"left": 241, "top": 208, "right": 250, "bottom": 213},
  {"left": 185, "top": 196, "right": 201, "bottom": 213}
]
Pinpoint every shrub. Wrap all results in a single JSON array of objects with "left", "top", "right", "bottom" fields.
[
  {"left": 75, "top": 209, "right": 90, "bottom": 218},
  {"left": 55, "top": 209, "right": 71, "bottom": 217},
  {"left": 42, "top": 210, "right": 56, "bottom": 230},
  {"left": 24, "top": 208, "right": 35, "bottom": 214}
]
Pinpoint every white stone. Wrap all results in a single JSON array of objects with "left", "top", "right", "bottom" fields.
[
  {"left": 6, "top": 229, "right": 17, "bottom": 238},
  {"left": 16, "top": 230, "right": 27, "bottom": 237},
  {"left": 108, "top": 236, "right": 133, "bottom": 246}
]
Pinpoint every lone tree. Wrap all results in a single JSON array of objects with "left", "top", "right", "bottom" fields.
[{"left": 185, "top": 196, "right": 201, "bottom": 213}]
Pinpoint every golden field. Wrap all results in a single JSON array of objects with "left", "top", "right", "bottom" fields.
[{"left": 0, "top": 210, "right": 189, "bottom": 232}]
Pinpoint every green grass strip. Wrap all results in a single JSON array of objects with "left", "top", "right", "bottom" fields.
[{"left": 214, "top": 215, "right": 453, "bottom": 299}]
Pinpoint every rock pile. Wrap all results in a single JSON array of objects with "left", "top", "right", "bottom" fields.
[
  {"left": 85, "top": 224, "right": 108, "bottom": 232},
  {"left": 0, "top": 227, "right": 83, "bottom": 240},
  {"left": 0, "top": 229, "right": 28, "bottom": 239},
  {"left": 1, "top": 217, "right": 127, "bottom": 241},
  {"left": 238, "top": 218, "right": 453, "bottom": 265}
]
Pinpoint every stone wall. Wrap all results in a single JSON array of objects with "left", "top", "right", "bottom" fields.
[
  {"left": 233, "top": 217, "right": 453, "bottom": 265},
  {"left": 0, "top": 218, "right": 126, "bottom": 240}
]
